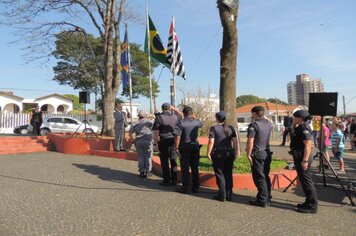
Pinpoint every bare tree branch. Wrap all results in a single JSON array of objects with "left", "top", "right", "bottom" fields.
[{"left": 73, "top": 0, "right": 104, "bottom": 38}]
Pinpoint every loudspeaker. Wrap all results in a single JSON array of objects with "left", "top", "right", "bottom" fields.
[
  {"left": 308, "top": 92, "right": 338, "bottom": 116},
  {"left": 79, "top": 91, "right": 90, "bottom": 104}
]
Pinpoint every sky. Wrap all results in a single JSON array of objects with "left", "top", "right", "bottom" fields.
[{"left": 0, "top": 0, "right": 356, "bottom": 114}]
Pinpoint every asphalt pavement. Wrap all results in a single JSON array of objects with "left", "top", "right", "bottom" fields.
[{"left": 0, "top": 151, "right": 355, "bottom": 235}]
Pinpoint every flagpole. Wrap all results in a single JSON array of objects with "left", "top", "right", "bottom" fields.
[
  {"left": 126, "top": 24, "right": 133, "bottom": 125},
  {"left": 146, "top": 2, "right": 154, "bottom": 114},
  {"left": 170, "top": 16, "right": 176, "bottom": 107}
]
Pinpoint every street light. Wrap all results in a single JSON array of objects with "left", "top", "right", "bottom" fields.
[{"left": 222, "top": 0, "right": 239, "bottom": 9}]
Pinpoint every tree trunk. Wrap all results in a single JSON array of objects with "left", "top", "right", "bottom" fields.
[
  {"left": 217, "top": 0, "right": 239, "bottom": 127},
  {"left": 102, "top": 0, "right": 117, "bottom": 136}
]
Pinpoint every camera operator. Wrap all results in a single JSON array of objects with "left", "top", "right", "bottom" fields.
[{"left": 290, "top": 110, "right": 318, "bottom": 214}]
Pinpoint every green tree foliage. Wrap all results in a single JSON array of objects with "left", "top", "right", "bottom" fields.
[
  {"left": 236, "top": 95, "right": 266, "bottom": 108},
  {"left": 95, "top": 97, "right": 124, "bottom": 112},
  {"left": 267, "top": 98, "right": 288, "bottom": 105},
  {"left": 52, "top": 32, "right": 103, "bottom": 93},
  {"left": 52, "top": 31, "right": 159, "bottom": 98},
  {"left": 236, "top": 95, "right": 288, "bottom": 108},
  {"left": 63, "top": 94, "right": 84, "bottom": 110}
]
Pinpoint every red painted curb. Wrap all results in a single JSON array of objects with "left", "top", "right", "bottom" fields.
[{"left": 48, "top": 134, "right": 298, "bottom": 190}]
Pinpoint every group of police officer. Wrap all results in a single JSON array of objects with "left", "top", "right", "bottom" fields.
[{"left": 152, "top": 102, "right": 317, "bottom": 214}]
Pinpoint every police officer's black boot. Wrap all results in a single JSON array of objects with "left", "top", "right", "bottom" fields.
[
  {"left": 213, "top": 195, "right": 225, "bottom": 202},
  {"left": 226, "top": 191, "right": 232, "bottom": 201}
]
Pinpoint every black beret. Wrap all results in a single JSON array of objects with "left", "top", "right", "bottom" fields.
[
  {"left": 293, "top": 110, "right": 310, "bottom": 119},
  {"left": 251, "top": 106, "right": 265, "bottom": 113},
  {"left": 161, "top": 103, "right": 171, "bottom": 110},
  {"left": 215, "top": 111, "right": 226, "bottom": 121}
]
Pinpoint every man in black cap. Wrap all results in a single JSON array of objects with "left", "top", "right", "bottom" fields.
[
  {"left": 280, "top": 113, "right": 292, "bottom": 146},
  {"left": 175, "top": 106, "right": 203, "bottom": 194},
  {"left": 246, "top": 106, "right": 273, "bottom": 207},
  {"left": 290, "top": 110, "right": 318, "bottom": 213},
  {"left": 153, "top": 103, "right": 182, "bottom": 186}
]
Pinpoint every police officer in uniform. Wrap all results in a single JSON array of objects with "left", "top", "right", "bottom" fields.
[
  {"left": 153, "top": 103, "right": 182, "bottom": 186},
  {"left": 207, "top": 111, "right": 238, "bottom": 202},
  {"left": 246, "top": 106, "right": 273, "bottom": 207},
  {"left": 175, "top": 106, "right": 203, "bottom": 194},
  {"left": 114, "top": 103, "right": 128, "bottom": 151},
  {"left": 290, "top": 110, "right": 318, "bottom": 213},
  {"left": 280, "top": 114, "right": 292, "bottom": 146}
]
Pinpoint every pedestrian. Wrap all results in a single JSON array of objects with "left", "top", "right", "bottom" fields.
[
  {"left": 113, "top": 103, "right": 128, "bottom": 152},
  {"left": 330, "top": 122, "right": 346, "bottom": 173},
  {"left": 290, "top": 110, "right": 318, "bottom": 213},
  {"left": 153, "top": 103, "right": 182, "bottom": 186},
  {"left": 280, "top": 115, "right": 292, "bottom": 146},
  {"left": 129, "top": 110, "right": 153, "bottom": 178},
  {"left": 207, "top": 111, "right": 238, "bottom": 202},
  {"left": 312, "top": 116, "right": 321, "bottom": 147},
  {"left": 174, "top": 106, "right": 203, "bottom": 194},
  {"left": 246, "top": 106, "right": 273, "bottom": 207},
  {"left": 317, "top": 122, "right": 331, "bottom": 165},
  {"left": 29, "top": 106, "right": 43, "bottom": 136},
  {"left": 350, "top": 118, "right": 356, "bottom": 151}
]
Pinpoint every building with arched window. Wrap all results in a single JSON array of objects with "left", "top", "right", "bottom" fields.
[{"left": 0, "top": 92, "right": 73, "bottom": 114}]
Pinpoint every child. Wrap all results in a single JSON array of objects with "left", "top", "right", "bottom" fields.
[{"left": 330, "top": 122, "right": 345, "bottom": 173}]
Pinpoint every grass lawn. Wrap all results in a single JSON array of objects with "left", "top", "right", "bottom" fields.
[{"left": 177, "top": 145, "right": 287, "bottom": 174}]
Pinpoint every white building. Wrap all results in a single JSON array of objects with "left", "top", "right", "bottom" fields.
[
  {"left": 287, "top": 74, "right": 324, "bottom": 106},
  {"left": 182, "top": 93, "right": 219, "bottom": 113},
  {"left": 120, "top": 102, "right": 141, "bottom": 121},
  {"left": 287, "top": 81, "right": 297, "bottom": 105},
  {"left": 0, "top": 92, "right": 73, "bottom": 113}
]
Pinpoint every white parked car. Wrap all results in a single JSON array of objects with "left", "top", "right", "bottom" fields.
[
  {"left": 238, "top": 123, "right": 249, "bottom": 132},
  {"left": 40, "top": 117, "right": 100, "bottom": 136}
]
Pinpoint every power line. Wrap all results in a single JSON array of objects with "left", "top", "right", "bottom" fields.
[
  {"left": 0, "top": 87, "right": 76, "bottom": 93},
  {"left": 182, "top": 26, "right": 222, "bottom": 93}
]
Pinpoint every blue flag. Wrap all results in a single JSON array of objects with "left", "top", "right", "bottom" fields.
[{"left": 120, "top": 26, "right": 130, "bottom": 89}]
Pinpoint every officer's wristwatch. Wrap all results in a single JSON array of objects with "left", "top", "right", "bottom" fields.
[{"left": 302, "top": 160, "right": 308, "bottom": 163}]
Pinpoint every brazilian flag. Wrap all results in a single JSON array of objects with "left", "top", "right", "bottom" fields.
[{"left": 144, "top": 15, "right": 169, "bottom": 67}]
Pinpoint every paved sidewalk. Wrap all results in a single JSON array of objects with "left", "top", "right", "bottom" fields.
[{"left": 0, "top": 152, "right": 355, "bottom": 236}]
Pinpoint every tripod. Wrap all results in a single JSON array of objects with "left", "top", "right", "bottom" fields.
[
  {"left": 72, "top": 104, "right": 98, "bottom": 139},
  {"left": 283, "top": 118, "right": 355, "bottom": 206}
]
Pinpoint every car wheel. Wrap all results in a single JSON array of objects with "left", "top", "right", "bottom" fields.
[
  {"left": 20, "top": 129, "right": 28, "bottom": 135},
  {"left": 40, "top": 128, "right": 51, "bottom": 136},
  {"left": 83, "top": 128, "right": 94, "bottom": 133}
]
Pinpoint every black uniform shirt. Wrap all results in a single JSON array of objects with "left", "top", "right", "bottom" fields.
[
  {"left": 290, "top": 123, "right": 313, "bottom": 151},
  {"left": 209, "top": 125, "right": 237, "bottom": 149},
  {"left": 247, "top": 118, "right": 272, "bottom": 150},
  {"left": 31, "top": 111, "right": 43, "bottom": 123},
  {"left": 283, "top": 116, "right": 292, "bottom": 128},
  {"left": 175, "top": 117, "right": 203, "bottom": 143},
  {"left": 153, "top": 111, "right": 179, "bottom": 139}
]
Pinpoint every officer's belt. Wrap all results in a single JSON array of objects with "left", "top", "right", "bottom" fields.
[
  {"left": 182, "top": 141, "right": 198, "bottom": 144},
  {"left": 213, "top": 147, "right": 233, "bottom": 151},
  {"left": 252, "top": 148, "right": 270, "bottom": 152}
]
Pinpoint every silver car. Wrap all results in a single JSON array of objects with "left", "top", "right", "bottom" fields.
[{"left": 40, "top": 117, "right": 100, "bottom": 135}]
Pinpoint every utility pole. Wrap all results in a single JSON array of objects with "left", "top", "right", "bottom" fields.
[{"left": 343, "top": 95, "right": 346, "bottom": 117}]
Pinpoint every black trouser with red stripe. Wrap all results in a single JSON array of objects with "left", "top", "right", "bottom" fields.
[
  {"left": 293, "top": 151, "right": 318, "bottom": 207},
  {"left": 251, "top": 149, "right": 272, "bottom": 204},
  {"left": 212, "top": 148, "right": 234, "bottom": 199},
  {"left": 179, "top": 143, "right": 200, "bottom": 190},
  {"left": 158, "top": 138, "right": 177, "bottom": 184}
]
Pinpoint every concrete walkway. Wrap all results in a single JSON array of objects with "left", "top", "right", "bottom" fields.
[{"left": 0, "top": 152, "right": 355, "bottom": 236}]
